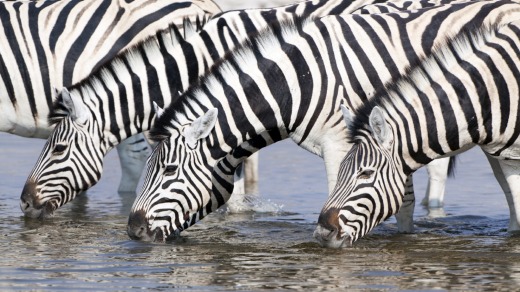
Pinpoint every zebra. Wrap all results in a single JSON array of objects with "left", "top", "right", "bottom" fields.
[
  {"left": 0, "top": 0, "right": 220, "bottom": 193},
  {"left": 315, "top": 19, "right": 520, "bottom": 248},
  {"left": 126, "top": 0, "right": 520, "bottom": 242},
  {"left": 20, "top": 0, "right": 399, "bottom": 219}
]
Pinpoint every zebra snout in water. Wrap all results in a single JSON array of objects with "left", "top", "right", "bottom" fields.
[
  {"left": 20, "top": 181, "right": 53, "bottom": 219},
  {"left": 314, "top": 208, "right": 347, "bottom": 248},
  {"left": 127, "top": 210, "right": 157, "bottom": 241}
]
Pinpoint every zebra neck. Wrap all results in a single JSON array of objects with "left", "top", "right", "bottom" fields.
[
  {"left": 379, "top": 24, "right": 520, "bottom": 173},
  {"left": 70, "top": 33, "right": 214, "bottom": 146}
]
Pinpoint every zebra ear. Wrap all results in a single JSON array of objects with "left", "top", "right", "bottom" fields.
[
  {"left": 369, "top": 106, "right": 393, "bottom": 149},
  {"left": 60, "top": 88, "right": 89, "bottom": 124},
  {"left": 340, "top": 105, "right": 354, "bottom": 127},
  {"left": 153, "top": 102, "right": 164, "bottom": 120},
  {"left": 184, "top": 108, "right": 218, "bottom": 149}
]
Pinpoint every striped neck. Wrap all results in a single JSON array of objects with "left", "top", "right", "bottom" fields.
[
  {"left": 353, "top": 23, "right": 520, "bottom": 174},
  {"left": 64, "top": 24, "right": 207, "bottom": 149},
  {"left": 64, "top": 0, "right": 370, "bottom": 151},
  {"left": 153, "top": 19, "right": 333, "bottom": 163}
]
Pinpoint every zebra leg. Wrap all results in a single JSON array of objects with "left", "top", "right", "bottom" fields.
[
  {"left": 116, "top": 133, "right": 151, "bottom": 193},
  {"left": 244, "top": 151, "right": 259, "bottom": 183},
  {"left": 394, "top": 176, "right": 415, "bottom": 233},
  {"left": 485, "top": 154, "right": 520, "bottom": 231},
  {"left": 225, "top": 163, "right": 246, "bottom": 212},
  {"left": 421, "top": 157, "right": 450, "bottom": 208},
  {"left": 244, "top": 152, "right": 258, "bottom": 183}
]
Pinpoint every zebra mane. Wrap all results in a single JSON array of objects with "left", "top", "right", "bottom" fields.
[
  {"left": 48, "top": 16, "right": 208, "bottom": 126},
  {"left": 148, "top": 15, "right": 313, "bottom": 142},
  {"left": 346, "top": 22, "right": 504, "bottom": 143}
]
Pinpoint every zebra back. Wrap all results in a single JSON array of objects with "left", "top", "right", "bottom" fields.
[{"left": 0, "top": 0, "right": 219, "bottom": 138}]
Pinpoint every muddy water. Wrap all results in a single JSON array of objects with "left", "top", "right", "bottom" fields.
[
  {"left": 1, "top": 0, "right": 520, "bottom": 289},
  {"left": 1, "top": 131, "right": 519, "bottom": 290}
]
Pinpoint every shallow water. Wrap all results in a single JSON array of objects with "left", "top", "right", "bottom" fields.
[{"left": 1, "top": 131, "right": 519, "bottom": 290}]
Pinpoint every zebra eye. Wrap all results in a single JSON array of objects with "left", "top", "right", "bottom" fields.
[
  {"left": 357, "top": 169, "right": 374, "bottom": 180},
  {"left": 164, "top": 165, "right": 178, "bottom": 176},
  {"left": 52, "top": 144, "right": 67, "bottom": 155}
]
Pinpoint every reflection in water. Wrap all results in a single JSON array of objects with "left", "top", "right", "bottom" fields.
[
  {"left": 0, "top": 130, "right": 518, "bottom": 290},
  {"left": 8, "top": 211, "right": 520, "bottom": 291}
]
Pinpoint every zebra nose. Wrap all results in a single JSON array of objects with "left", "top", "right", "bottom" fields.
[
  {"left": 314, "top": 208, "right": 345, "bottom": 248},
  {"left": 20, "top": 181, "right": 40, "bottom": 218},
  {"left": 127, "top": 210, "right": 153, "bottom": 241}
]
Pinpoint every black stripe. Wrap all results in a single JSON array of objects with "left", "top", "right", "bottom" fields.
[
  {"left": 0, "top": 4, "right": 36, "bottom": 117},
  {"left": 63, "top": 0, "right": 111, "bottom": 86},
  {"left": 28, "top": 3, "right": 53, "bottom": 109},
  {"left": 90, "top": 2, "right": 193, "bottom": 74}
]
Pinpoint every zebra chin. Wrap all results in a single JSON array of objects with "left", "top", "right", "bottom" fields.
[{"left": 20, "top": 181, "right": 57, "bottom": 219}]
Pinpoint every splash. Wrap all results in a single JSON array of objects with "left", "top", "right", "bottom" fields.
[{"left": 223, "top": 194, "right": 284, "bottom": 214}]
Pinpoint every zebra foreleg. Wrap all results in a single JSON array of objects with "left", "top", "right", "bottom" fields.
[
  {"left": 394, "top": 176, "right": 415, "bottom": 233},
  {"left": 223, "top": 163, "right": 246, "bottom": 213},
  {"left": 422, "top": 157, "right": 450, "bottom": 208},
  {"left": 244, "top": 152, "right": 259, "bottom": 193},
  {"left": 116, "top": 133, "right": 151, "bottom": 193}
]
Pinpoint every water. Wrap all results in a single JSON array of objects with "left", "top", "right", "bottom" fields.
[{"left": 1, "top": 130, "right": 520, "bottom": 290}]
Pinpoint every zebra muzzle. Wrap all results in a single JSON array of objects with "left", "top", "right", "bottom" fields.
[
  {"left": 20, "top": 181, "right": 56, "bottom": 219},
  {"left": 314, "top": 208, "right": 349, "bottom": 248}
]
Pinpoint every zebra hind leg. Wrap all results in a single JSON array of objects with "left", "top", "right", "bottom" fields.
[
  {"left": 394, "top": 176, "right": 415, "bottom": 233},
  {"left": 486, "top": 155, "right": 520, "bottom": 232},
  {"left": 116, "top": 133, "right": 151, "bottom": 193}
]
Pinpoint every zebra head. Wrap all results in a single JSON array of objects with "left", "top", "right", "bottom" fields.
[
  {"left": 20, "top": 88, "right": 104, "bottom": 219},
  {"left": 314, "top": 105, "right": 407, "bottom": 248},
  {"left": 127, "top": 107, "right": 219, "bottom": 242}
]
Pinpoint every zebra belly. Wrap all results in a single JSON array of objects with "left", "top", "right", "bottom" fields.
[{"left": 0, "top": 96, "right": 51, "bottom": 138}]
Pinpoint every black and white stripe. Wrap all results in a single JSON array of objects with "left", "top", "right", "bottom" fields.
[
  {"left": 127, "top": 0, "right": 520, "bottom": 242},
  {"left": 316, "top": 19, "right": 520, "bottom": 247},
  {"left": 21, "top": 0, "right": 383, "bottom": 219},
  {"left": 1, "top": 0, "right": 219, "bottom": 196},
  {"left": 0, "top": 0, "right": 218, "bottom": 138}
]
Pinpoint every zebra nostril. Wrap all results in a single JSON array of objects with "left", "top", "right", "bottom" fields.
[
  {"left": 315, "top": 207, "right": 345, "bottom": 247},
  {"left": 136, "top": 227, "right": 145, "bottom": 238},
  {"left": 314, "top": 224, "right": 337, "bottom": 241},
  {"left": 20, "top": 182, "right": 43, "bottom": 218},
  {"left": 21, "top": 200, "right": 30, "bottom": 211},
  {"left": 317, "top": 208, "right": 341, "bottom": 236},
  {"left": 127, "top": 210, "right": 151, "bottom": 241}
]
